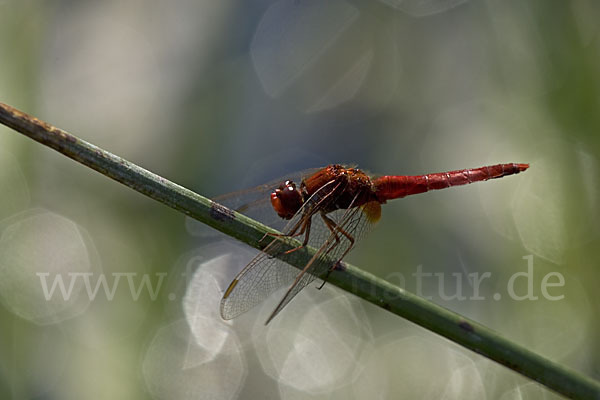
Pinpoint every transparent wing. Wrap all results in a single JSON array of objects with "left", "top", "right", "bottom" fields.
[
  {"left": 263, "top": 199, "right": 381, "bottom": 324},
  {"left": 219, "top": 241, "right": 307, "bottom": 320},
  {"left": 220, "top": 179, "right": 343, "bottom": 320}
]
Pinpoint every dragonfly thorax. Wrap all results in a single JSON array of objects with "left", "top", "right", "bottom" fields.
[{"left": 270, "top": 180, "right": 303, "bottom": 219}]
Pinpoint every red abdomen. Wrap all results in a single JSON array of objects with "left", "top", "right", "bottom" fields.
[{"left": 373, "top": 163, "right": 529, "bottom": 202}]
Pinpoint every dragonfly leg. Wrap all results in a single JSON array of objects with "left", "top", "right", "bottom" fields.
[
  {"left": 318, "top": 268, "right": 335, "bottom": 290},
  {"left": 283, "top": 217, "right": 312, "bottom": 255},
  {"left": 259, "top": 217, "right": 304, "bottom": 243},
  {"left": 320, "top": 213, "right": 355, "bottom": 253},
  {"left": 317, "top": 259, "right": 348, "bottom": 289},
  {"left": 320, "top": 213, "right": 342, "bottom": 248},
  {"left": 317, "top": 213, "right": 356, "bottom": 290}
]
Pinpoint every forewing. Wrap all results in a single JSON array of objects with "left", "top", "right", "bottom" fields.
[
  {"left": 264, "top": 199, "right": 382, "bottom": 324},
  {"left": 220, "top": 239, "right": 308, "bottom": 320},
  {"left": 220, "top": 178, "right": 343, "bottom": 320}
]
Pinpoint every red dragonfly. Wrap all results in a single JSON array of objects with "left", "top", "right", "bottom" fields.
[{"left": 218, "top": 163, "right": 529, "bottom": 324}]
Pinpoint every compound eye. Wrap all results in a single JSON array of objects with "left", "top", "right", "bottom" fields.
[
  {"left": 277, "top": 180, "right": 294, "bottom": 190},
  {"left": 270, "top": 180, "right": 303, "bottom": 219}
]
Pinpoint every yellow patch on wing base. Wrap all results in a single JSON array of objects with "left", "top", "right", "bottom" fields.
[{"left": 361, "top": 201, "right": 381, "bottom": 223}]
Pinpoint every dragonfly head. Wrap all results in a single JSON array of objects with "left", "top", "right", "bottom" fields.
[{"left": 271, "top": 180, "right": 303, "bottom": 220}]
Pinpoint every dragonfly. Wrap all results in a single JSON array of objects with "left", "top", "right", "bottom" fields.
[{"left": 217, "top": 163, "right": 529, "bottom": 324}]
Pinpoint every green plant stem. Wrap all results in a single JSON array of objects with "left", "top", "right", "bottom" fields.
[{"left": 0, "top": 102, "right": 598, "bottom": 400}]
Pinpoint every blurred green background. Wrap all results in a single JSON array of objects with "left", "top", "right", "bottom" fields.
[{"left": 0, "top": 0, "right": 599, "bottom": 399}]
